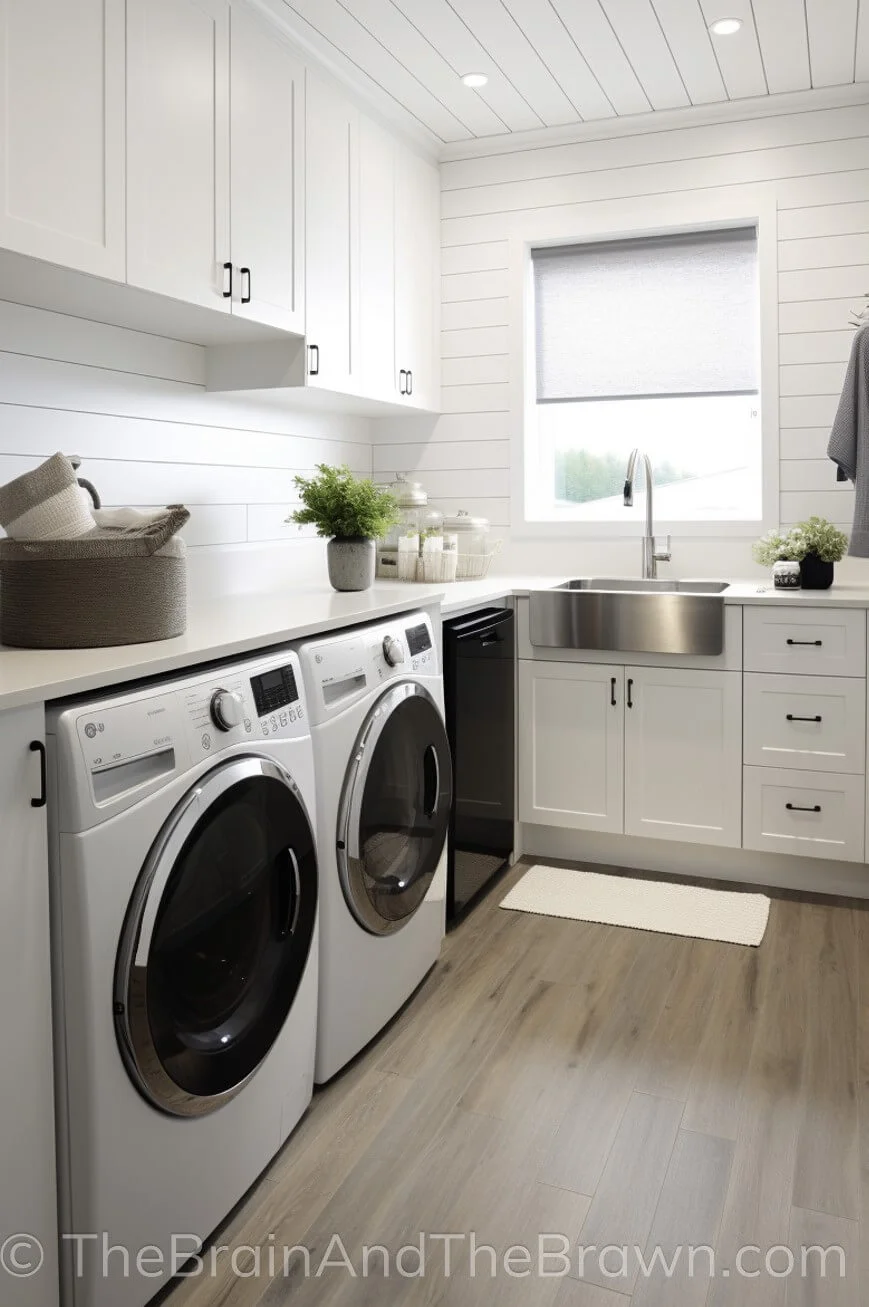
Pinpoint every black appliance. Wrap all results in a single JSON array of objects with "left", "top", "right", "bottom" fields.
[{"left": 443, "top": 607, "right": 515, "bottom": 920}]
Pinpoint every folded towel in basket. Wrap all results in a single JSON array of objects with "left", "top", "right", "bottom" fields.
[
  {"left": 0, "top": 452, "right": 96, "bottom": 540},
  {"left": 88, "top": 505, "right": 190, "bottom": 554}
]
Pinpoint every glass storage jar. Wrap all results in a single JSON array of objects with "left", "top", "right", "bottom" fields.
[{"left": 441, "top": 509, "right": 491, "bottom": 556}]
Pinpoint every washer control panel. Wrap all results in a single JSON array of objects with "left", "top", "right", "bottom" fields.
[{"left": 299, "top": 611, "right": 438, "bottom": 723}]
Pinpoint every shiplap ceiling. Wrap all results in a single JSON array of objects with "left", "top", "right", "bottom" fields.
[{"left": 270, "top": 0, "right": 869, "bottom": 150}]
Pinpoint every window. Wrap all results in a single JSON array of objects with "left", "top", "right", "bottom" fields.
[{"left": 528, "top": 227, "right": 762, "bottom": 525}]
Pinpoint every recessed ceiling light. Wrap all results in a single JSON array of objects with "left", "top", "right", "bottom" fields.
[
  {"left": 709, "top": 17, "right": 743, "bottom": 35},
  {"left": 461, "top": 72, "right": 488, "bottom": 88}
]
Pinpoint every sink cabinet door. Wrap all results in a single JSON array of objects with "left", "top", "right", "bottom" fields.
[
  {"left": 624, "top": 666, "right": 742, "bottom": 847},
  {"left": 518, "top": 661, "right": 624, "bottom": 834}
]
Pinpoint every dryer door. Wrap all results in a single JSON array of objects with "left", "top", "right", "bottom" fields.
[
  {"left": 338, "top": 682, "right": 452, "bottom": 936},
  {"left": 114, "top": 756, "right": 317, "bottom": 1117}
]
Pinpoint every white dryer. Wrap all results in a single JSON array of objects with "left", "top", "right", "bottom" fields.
[
  {"left": 298, "top": 611, "right": 452, "bottom": 1083},
  {"left": 47, "top": 650, "right": 319, "bottom": 1307}
]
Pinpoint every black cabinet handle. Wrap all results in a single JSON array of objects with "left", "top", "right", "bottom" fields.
[
  {"left": 610, "top": 676, "right": 617, "bottom": 706},
  {"left": 627, "top": 677, "right": 634, "bottom": 709},
  {"left": 30, "top": 741, "right": 46, "bottom": 809},
  {"left": 309, "top": 344, "right": 319, "bottom": 376},
  {"left": 786, "top": 714, "right": 822, "bottom": 723},
  {"left": 240, "top": 267, "right": 251, "bottom": 303},
  {"left": 407, "top": 369, "right": 413, "bottom": 396},
  {"left": 398, "top": 369, "right": 407, "bottom": 395},
  {"left": 786, "top": 802, "right": 822, "bottom": 813},
  {"left": 786, "top": 638, "right": 822, "bottom": 646},
  {"left": 222, "top": 261, "right": 232, "bottom": 298}
]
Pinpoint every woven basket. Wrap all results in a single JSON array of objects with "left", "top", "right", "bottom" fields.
[{"left": 0, "top": 537, "right": 187, "bottom": 648}]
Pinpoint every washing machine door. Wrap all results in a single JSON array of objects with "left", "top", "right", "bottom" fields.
[
  {"left": 114, "top": 756, "right": 317, "bottom": 1117},
  {"left": 337, "top": 682, "right": 452, "bottom": 936}
]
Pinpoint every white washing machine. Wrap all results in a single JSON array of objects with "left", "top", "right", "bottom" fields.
[
  {"left": 298, "top": 611, "right": 452, "bottom": 1083},
  {"left": 47, "top": 650, "right": 319, "bottom": 1307}
]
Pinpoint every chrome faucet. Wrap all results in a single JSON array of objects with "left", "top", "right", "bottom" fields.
[{"left": 623, "top": 448, "right": 671, "bottom": 579}]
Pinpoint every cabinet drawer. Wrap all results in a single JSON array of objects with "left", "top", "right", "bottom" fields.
[
  {"left": 742, "top": 766, "right": 865, "bottom": 862},
  {"left": 743, "top": 673, "right": 866, "bottom": 774},
  {"left": 743, "top": 606, "right": 866, "bottom": 677}
]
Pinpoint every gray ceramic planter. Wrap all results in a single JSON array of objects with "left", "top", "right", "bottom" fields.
[{"left": 327, "top": 536, "right": 376, "bottom": 592}]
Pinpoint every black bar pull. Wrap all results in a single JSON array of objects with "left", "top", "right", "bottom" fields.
[
  {"left": 398, "top": 369, "right": 407, "bottom": 395},
  {"left": 786, "top": 802, "right": 822, "bottom": 813},
  {"left": 309, "top": 344, "right": 319, "bottom": 376},
  {"left": 786, "top": 714, "right": 822, "bottom": 723},
  {"left": 626, "top": 677, "right": 634, "bottom": 709},
  {"left": 786, "top": 638, "right": 822, "bottom": 646},
  {"left": 407, "top": 369, "right": 413, "bottom": 396},
  {"left": 30, "top": 741, "right": 46, "bottom": 809},
  {"left": 610, "top": 676, "right": 617, "bottom": 707},
  {"left": 240, "top": 267, "right": 251, "bottom": 303},
  {"left": 222, "top": 261, "right": 232, "bottom": 298}
]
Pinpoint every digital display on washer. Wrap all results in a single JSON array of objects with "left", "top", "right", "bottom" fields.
[
  {"left": 406, "top": 622, "right": 432, "bottom": 656},
  {"left": 250, "top": 665, "right": 299, "bottom": 717}
]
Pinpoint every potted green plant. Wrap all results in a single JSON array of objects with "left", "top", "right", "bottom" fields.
[
  {"left": 289, "top": 464, "right": 400, "bottom": 592},
  {"left": 752, "top": 517, "right": 848, "bottom": 589}
]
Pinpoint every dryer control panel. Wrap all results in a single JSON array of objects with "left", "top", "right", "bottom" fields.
[{"left": 298, "top": 611, "right": 438, "bottom": 725}]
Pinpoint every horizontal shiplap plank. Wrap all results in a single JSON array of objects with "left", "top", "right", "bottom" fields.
[
  {"left": 441, "top": 326, "right": 510, "bottom": 358},
  {"left": 441, "top": 242, "right": 509, "bottom": 275},
  {"left": 441, "top": 298, "right": 510, "bottom": 330},
  {"left": 780, "top": 427, "right": 837, "bottom": 458},
  {"left": 779, "top": 264, "right": 869, "bottom": 302},
  {"left": 779, "top": 459, "right": 849, "bottom": 491},
  {"left": 413, "top": 467, "right": 510, "bottom": 497},
  {"left": 779, "top": 297, "right": 864, "bottom": 332},
  {"left": 778, "top": 234, "right": 869, "bottom": 271},
  {"left": 441, "top": 354, "right": 511, "bottom": 386},
  {"left": 781, "top": 394, "right": 839, "bottom": 425},
  {"left": 246, "top": 504, "right": 313, "bottom": 543},
  {"left": 779, "top": 361, "right": 847, "bottom": 395},
  {"left": 781, "top": 489, "right": 855, "bottom": 520},
  {"left": 374, "top": 439, "right": 510, "bottom": 473},
  {"left": 442, "top": 269, "right": 510, "bottom": 302},
  {"left": 779, "top": 330, "right": 855, "bottom": 363},
  {"left": 440, "top": 383, "right": 510, "bottom": 413},
  {"left": 776, "top": 168, "right": 869, "bottom": 209},
  {"left": 779, "top": 201, "right": 869, "bottom": 239}
]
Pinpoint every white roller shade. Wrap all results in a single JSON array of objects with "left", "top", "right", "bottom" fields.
[{"left": 533, "top": 228, "right": 759, "bottom": 402}]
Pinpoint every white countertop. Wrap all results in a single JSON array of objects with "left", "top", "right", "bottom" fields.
[{"left": 4, "top": 572, "right": 869, "bottom": 714}]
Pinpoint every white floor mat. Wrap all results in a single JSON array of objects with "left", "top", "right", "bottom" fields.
[{"left": 500, "top": 864, "right": 770, "bottom": 947}]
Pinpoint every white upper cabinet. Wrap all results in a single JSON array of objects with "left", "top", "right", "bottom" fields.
[
  {"left": 304, "top": 73, "right": 356, "bottom": 391},
  {"left": 127, "top": 0, "right": 231, "bottom": 312},
  {"left": 357, "top": 116, "right": 396, "bottom": 401},
  {"left": 0, "top": 0, "right": 125, "bottom": 279},
  {"left": 623, "top": 667, "right": 743, "bottom": 848},
  {"left": 395, "top": 143, "right": 440, "bottom": 409},
  {"left": 230, "top": 3, "right": 304, "bottom": 333}
]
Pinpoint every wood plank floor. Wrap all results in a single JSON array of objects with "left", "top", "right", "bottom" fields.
[{"left": 160, "top": 861, "right": 869, "bottom": 1307}]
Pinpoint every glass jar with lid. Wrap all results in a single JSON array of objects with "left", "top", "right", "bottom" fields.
[
  {"left": 441, "top": 509, "right": 491, "bottom": 556},
  {"left": 380, "top": 474, "right": 428, "bottom": 551}
]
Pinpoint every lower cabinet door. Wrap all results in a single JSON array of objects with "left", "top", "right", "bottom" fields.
[
  {"left": 518, "top": 660, "right": 624, "bottom": 834},
  {"left": 743, "top": 765, "right": 865, "bottom": 862},
  {"left": 624, "top": 666, "right": 742, "bottom": 847}
]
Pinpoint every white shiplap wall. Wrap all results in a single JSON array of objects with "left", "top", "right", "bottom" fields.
[
  {"left": 373, "top": 99, "right": 869, "bottom": 577},
  {"left": 0, "top": 301, "right": 371, "bottom": 597}
]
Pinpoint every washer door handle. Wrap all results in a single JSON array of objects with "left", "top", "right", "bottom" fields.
[{"left": 423, "top": 743, "right": 440, "bottom": 818}]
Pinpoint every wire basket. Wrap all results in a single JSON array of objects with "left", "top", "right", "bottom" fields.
[
  {"left": 454, "top": 540, "right": 502, "bottom": 579},
  {"left": 421, "top": 550, "right": 458, "bottom": 583}
]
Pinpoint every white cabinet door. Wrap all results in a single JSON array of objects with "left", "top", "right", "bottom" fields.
[
  {"left": 624, "top": 667, "right": 742, "bottom": 847},
  {"left": 305, "top": 74, "right": 356, "bottom": 391},
  {"left": 357, "top": 115, "right": 396, "bottom": 400},
  {"left": 395, "top": 143, "right": 440, "bottom": 408},
  {"left": 230, "top": 3, "right": 304, "bottom": 333},
  {"left": 0, "top": 0, "right": 125, "bottom": 279},
  {"left": 127, "top": 0, "right": 230, "bottom": 311},
  {"left": 0, "top": 708, "right": 58, "bottom": 1307},
  {"left": 518, "top": 661, "right": 624, "bottom": 834}
]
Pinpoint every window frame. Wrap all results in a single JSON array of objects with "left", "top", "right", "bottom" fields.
[{"left": 509, "top": 186, "right": 779, "bottom": 541}]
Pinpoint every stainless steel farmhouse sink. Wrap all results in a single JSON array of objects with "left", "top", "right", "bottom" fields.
[{"left": 530, "top": 578, "right": 730, "bottom": 656}]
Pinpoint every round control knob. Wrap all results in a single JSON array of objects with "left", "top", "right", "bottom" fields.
[
  {"left": 382, "top": 635, "right": 405, "bottom": 667},
  {"left": 210, "top": 689, "right": 245, "bottom": 732}
]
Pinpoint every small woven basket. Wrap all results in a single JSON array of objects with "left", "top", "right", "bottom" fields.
[{"left": 0, "top": 537, "right": 187, "bottom": 648}]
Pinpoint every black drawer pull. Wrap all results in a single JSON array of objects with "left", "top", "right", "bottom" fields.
[
  {"left": 786, "top": 802, "right": 821, "bottom": 813},
  {"left": 610, "top": 676, "right": 616, "bottom": 707},
  {"left": 786, "top": 638, "right": 822, "bottom": 646},
  {"left": 626, "top": 677, "right": 634, "bottom": 709},
  {"left": 30, "top": 740, "right": 47, "bottom": 808},
  {"left": 786, "top": 714, "right": 822, "bottom": 723}
]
